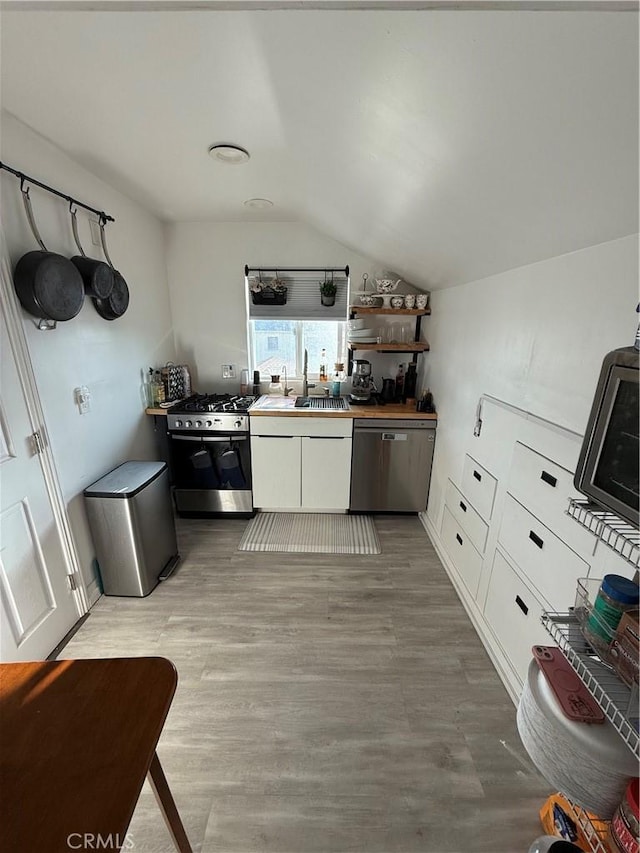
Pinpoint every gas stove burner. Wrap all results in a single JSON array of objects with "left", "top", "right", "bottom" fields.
[{"left": 170, "top": 393, "right": 257, "bottom": 416}]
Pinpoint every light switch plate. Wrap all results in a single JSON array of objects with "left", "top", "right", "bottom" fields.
[
  {"left": 222, "top": 364, "right": 236, "bottom": 379},
  {"left": 74, "top": 385, "right": 91, "bottom": 414}
]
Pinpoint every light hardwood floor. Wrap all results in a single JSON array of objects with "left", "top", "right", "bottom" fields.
[{"left": 62, "top": 515, "right": 551, "bottom": 853}]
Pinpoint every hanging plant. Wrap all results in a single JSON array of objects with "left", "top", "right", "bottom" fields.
[
  {"left": 319, "top": 276, "right": 337, "bottom": 307},
  {"left": 250, "top": 273, "right": 288, "bottom": 305}
]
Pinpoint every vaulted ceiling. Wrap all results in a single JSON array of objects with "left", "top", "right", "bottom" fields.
[{"left": 1, "top": 7, "right": 637, "bottom": 289}]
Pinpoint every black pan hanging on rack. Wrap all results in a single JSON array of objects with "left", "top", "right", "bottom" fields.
[
  {"left": 13, "top": 183, "right": 85, "bottom": 326},
  {"left": 92, "top": 218, "right": 130, "bottom": 321},
  {"left": 69, "top": 205, "right": 114, "bottom": 299}
]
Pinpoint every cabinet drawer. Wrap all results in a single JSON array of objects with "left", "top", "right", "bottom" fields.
[
  {"left": 444, "top": 479, "right": 489, "bottom": 553},
  {"left": 461, "top": 455, "right": 497, "bottom": 521},
  {"left": 507, "top": 442, "right": 580, "bottom": 533},
  {"left": 441, "top": 506, "right": 483, "bottom": 598},
  {"left": 498, "top": 494, "right": 588, "bottom": 611},
  {"left": 250, "top": 416, "right": 352, "bottom": 438},
  {"left": 484, "top": 549, "right": 551, "bottom": 687}
]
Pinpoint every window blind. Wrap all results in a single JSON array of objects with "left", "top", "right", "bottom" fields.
[{"left": 246, "top": 266, "right": 350, "bottom": 321}]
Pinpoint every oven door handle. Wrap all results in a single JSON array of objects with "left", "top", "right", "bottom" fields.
[{"left": 170, "top": 434, "right": 247, "bottom": 442}]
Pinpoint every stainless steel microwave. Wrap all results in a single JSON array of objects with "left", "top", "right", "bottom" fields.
[{"left": 574, "top": 346, "right": 639, "bottom": 527}]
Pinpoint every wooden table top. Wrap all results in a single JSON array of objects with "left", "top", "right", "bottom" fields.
[{"left": 0, "top": 657, "right": 178, "bottom": 853}]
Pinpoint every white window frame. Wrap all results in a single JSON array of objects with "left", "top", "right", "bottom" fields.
[{"left": 248, "top": 319, "right": 347, "bottom": 379}]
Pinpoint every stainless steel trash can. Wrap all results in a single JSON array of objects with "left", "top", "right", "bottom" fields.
[{"left": 84, "top": 461, "right": 179, "bottom": 597}]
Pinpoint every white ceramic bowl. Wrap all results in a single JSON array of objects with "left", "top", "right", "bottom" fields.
[
  {"left": 359, "top": 294, "right": 381, "bottom": 306},
  {"left": 347, "top": 318, "right": 366, "bottom": 330},
  {"left": 375, "top": 279, "right": 400, "bottom": 294},
  {"left": 390, "top": 296, "right": 405, "bottom": 309}
]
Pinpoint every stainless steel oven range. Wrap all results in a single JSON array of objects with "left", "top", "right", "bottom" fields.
[{"left": 166, "top": 394, "right": 256, "bottom": 517}]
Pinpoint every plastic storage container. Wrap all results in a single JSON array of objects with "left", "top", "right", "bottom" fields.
[
  {"left": 609, "top": 778, "right": 640, "bottom": 853},
  {"left": 84, "top": 461, "right": 179, "bottom": 597},
  {"left": 582, "top": 575, "right": 640, "bottom": 655}
]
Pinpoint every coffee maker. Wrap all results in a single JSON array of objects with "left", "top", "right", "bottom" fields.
[{"left": 349, "top": 359, "right": 376, "bottom": 404}]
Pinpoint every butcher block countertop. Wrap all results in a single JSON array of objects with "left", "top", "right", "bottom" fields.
[
  {"left": 248, "top": 396, "right": 437, "bottom": 420},
  {"left": 146, "top": 398, "right": 436, "bottom": 420},
  {"left": 146, "top": 406, "right": 173, "bottom": 416}
]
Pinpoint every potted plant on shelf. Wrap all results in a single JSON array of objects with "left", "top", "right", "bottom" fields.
[{"left": 319, "top": 279, "right": 337, "bottom": 307}]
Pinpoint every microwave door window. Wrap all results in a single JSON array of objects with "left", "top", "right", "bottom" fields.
[{"left": 593, "top": 378, "right": 640, "bottom": 513}]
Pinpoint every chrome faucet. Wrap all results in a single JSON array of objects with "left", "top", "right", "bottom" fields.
[
  {"left": 283, "top": 364, "right": 292, "bottom": 397},
  {"left": 302, "top": 349, "right": 316, "bottom": 397}
]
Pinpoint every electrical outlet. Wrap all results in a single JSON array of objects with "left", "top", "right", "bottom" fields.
[
  {"left": 89, "top": 219, "right": 101, "bottom": 247},
  {"left": 221, "top": 364, "right": 236, "bottom": 379}
]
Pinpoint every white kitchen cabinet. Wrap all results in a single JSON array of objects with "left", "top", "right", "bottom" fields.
[
  {"left": 301, "top": 436, "right": 352, "bottom": 510},
  {"left": 251, "top": 435, "right": 301, "bottom": 509},
  {"left": 507, "top": 441, "right": 593, "bottom": 553},
  {"left": 440, "top": 505, "right": 484, "bottom": 597},
  {"left": 439, "top": 458, "right": 496, "bottom": 603},
  {"left": 498, "top": 493, "right": 589, "bottom": 612},
  {"left": 426, "top": 400, "right": 607, "bottom": 702},
  {"left": 484, "top": 548, "right": 552, "bottom": 685},
  {"left": 250, "top": 415, "right": 352, "bottom": 511},
  {"left": 461, "top": 454, "right": 497, "bottom": 521},
  {"left": 444, "top": 479, "right": 489, "bottom": 553}
]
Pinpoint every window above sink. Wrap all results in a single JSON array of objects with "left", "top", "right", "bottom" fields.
[{"left": 248, "top": 319, "right": 347, "bottom": 380}]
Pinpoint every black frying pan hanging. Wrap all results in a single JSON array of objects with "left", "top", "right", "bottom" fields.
[
  {"left": 13, "top": 183, "right": 84, "bottom": 323},
  {"left": 70, "top": 205, "right": 114, "bottom": 299},
  {"left": 92, "top": 218, "right": 130, "bottom": 321}
]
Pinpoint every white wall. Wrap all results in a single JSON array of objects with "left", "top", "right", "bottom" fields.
[
  {"left": 424, "top": 233, "right": 639, "bottom": 533},
  {"left": 1, "top": 112, "right": 175, "bottom": 597},
  {"left": 165, "top": 221, "right": 382, "bottom": 392}
]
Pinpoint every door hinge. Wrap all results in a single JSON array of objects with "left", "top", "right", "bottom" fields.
[
  {"left": 67, "top": 573, "right": 79, "bottom": 591},
  {"left": 32, "top": 430, "right": 45, "bottom": 455}
]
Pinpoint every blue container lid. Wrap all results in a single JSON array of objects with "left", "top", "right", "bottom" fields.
[{"left": 601, "top": 574, "right": 640, "bottom": 605}]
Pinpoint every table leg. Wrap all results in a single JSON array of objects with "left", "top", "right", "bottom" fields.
[{"left": 147, "top": 751, "right": 192, "bottom": 853}]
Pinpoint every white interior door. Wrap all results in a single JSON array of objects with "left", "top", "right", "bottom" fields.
[{"left": 0, "top": 280, "right": 81, "bottom": 661}]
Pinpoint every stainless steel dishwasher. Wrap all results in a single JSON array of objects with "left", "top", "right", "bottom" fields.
[{"left": 349, "top": 418, "right": 437, "bottom": 512}]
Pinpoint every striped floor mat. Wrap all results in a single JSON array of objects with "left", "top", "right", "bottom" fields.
[{"left": 238, "top": 513, "right": 381, "bottom": 554}]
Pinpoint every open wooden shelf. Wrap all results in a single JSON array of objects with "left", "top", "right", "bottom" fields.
[
  {"left": 347, "top": 341, "right": 430, "bottom": 353},
  {"left": 349, "top": 306, "right": 431, "bottom": 316}
]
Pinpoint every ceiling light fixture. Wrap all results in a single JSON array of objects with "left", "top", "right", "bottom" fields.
[
  {"left": 208, "top": 143, "right": 250, "bottom": 164},
  {"left": 244, "top": 198, "right": 274, "bottom": 209}
]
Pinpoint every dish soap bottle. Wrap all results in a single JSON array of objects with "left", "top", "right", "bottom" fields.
[
  {"left": 319, "top": 348, "right": 328, "bottom": 382},
  {"left": 331, "top": 363, "right": 345, "bottom": 397}
]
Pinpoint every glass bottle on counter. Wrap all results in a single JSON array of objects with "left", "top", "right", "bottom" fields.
[
  {"left": 331, "top": 363, "right": 345, "bottom": 397},
  {"left": 152, "top": 369, "right": 165, "bottom": 406},
  {"left": 319, "top": 348, "right": 328, "bottom": 382},
  {"left": 403, "top": 363, "right": 417, "bottom": 403}
]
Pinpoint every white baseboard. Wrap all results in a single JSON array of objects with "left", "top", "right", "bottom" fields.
[
  {"left": 85, "top": 578, "right": 102, "bottom": 608},
  {"left": 419, "top": 511, "right": 521, "bottom": 707}
]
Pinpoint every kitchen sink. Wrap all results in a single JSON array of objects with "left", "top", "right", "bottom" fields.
[{"left": 294, "top": 396, "right": 350, "bottom": 410}]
